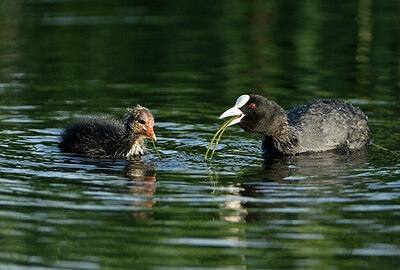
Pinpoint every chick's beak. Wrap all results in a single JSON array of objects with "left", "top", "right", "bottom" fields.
[{"left": 144, "top": 122, "right": 157, "bottom": 141}]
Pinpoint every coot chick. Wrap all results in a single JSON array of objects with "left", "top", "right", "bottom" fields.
[
  {"left": 58, "top": 105, "right": 157, "bottom": 159},
  {"left": 219, "top": 94, "right": 370, "bottom": 155}
]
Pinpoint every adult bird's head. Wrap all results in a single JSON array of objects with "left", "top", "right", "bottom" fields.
[
  {"left": 219, "top": 94, "right": 287, "bottom": 136},
  {"left": 125, "top": 105, "right": 157, "bottom": 141}
]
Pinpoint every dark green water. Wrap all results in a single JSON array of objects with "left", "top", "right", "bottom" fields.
[{"left": 0, "top": 0, "right": 400, "bottom": 269}]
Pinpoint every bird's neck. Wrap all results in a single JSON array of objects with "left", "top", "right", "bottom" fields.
[
  {"left": 122, "top": 132, "right": 146, "bottom": 158},
  {"left": 262, "top": 118, "right": 299, "bottom": 155},
  {"left": 126, "top": 139, "right": 145, "bottom": 157}
]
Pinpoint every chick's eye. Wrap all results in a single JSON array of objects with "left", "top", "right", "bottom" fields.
[
  {"left": 138, "top": 120, "right": 146, "bottom": 124},
  {"left": 249, "top": 103, "right": 256, "bottom": 108}
]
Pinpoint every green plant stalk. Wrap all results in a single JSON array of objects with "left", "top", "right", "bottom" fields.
[
  {"left": 372, "top": 143, "right": 400, "bottom": 156},
  {"left": 204, "top": 115, "right": 240, "bottom": 161},
  {"left": 204, "top": 119, "right": 230, "bottom": 160},
  {"left": 209, "top": 123, "right": 230, "bottom": 160},
  {"left": 151, "top": 137, "right": 162, "bottom": 160}
]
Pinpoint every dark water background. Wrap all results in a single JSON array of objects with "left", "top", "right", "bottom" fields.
[{"left": 0, "top": 0, "right": 399, "bottom": 269}]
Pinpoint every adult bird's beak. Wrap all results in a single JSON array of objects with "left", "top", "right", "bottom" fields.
[
  {"left": 219, "top": 107, "right": 244, "bottom": 126},
  {"left": 218, "top": 94, "right": 250, "bottom": 126}
]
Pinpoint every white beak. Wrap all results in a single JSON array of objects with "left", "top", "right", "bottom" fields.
[{"left": 218, "top": 94, "right": 250, "bottom": 127}]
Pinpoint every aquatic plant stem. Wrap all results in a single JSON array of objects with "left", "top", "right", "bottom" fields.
[
  {"left": 204, "top": 119, "right": 230, "bottom": 160},
  {"left": 372, "top": 143, "right": 400, "bottom": 156},
  {"left": 151, "top": 137, "right": 162, "bottom": 160},
  {"left": 204, "top": 115, "right": 240, "bottom": 161}
]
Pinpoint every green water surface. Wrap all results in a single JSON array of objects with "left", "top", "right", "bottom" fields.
[{"left": 0, "top": 0, "right": 399, "bottom": 269}]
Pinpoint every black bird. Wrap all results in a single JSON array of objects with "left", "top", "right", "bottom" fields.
[
  {"left": 219, "top": 94, "right": 370, "bottom": 155},
  {"left": 58, "top": 105, "right": 157, "bottom": 159}
]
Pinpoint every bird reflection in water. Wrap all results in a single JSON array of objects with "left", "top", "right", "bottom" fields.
[
  {"left": 259, "top": 148, "right": 370, "bottom": 183},
  {"left": 59, "top": 154, "right": 158, "bottom": 221},
  {"left": 209, "top": 148, "right": 370, "bottom": 224},
  {"left": 240, "top": 148, "right": 370, "bottom": 222},
  {"left": 125, "top": 159, "right": 157, "bottom": 209}
]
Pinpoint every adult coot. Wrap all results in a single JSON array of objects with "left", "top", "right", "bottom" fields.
[
  {"left": 219, "top": 94, "right": 370, "bottom": 155},
  {"left": 58, "top": 105, "right": 157, "bottom": 158}
]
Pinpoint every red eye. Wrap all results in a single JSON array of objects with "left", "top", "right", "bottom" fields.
[{"left": 249, "top": 103, "right": 256, "bottom": 108}]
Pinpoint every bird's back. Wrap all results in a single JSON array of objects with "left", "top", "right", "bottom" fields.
[
  {"left": 286, "top": 99, "right": 370, "bottom": 153},
  {"left": 59, "top": 117, "right": 125, "bottom": 158}
]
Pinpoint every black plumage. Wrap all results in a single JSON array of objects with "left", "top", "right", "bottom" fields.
[
  {"left": 58, "top": 105, "right": 156, "bottom": 159},
  {"left": 220, "top": 94, "right": 370, "bottom": 155}
]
